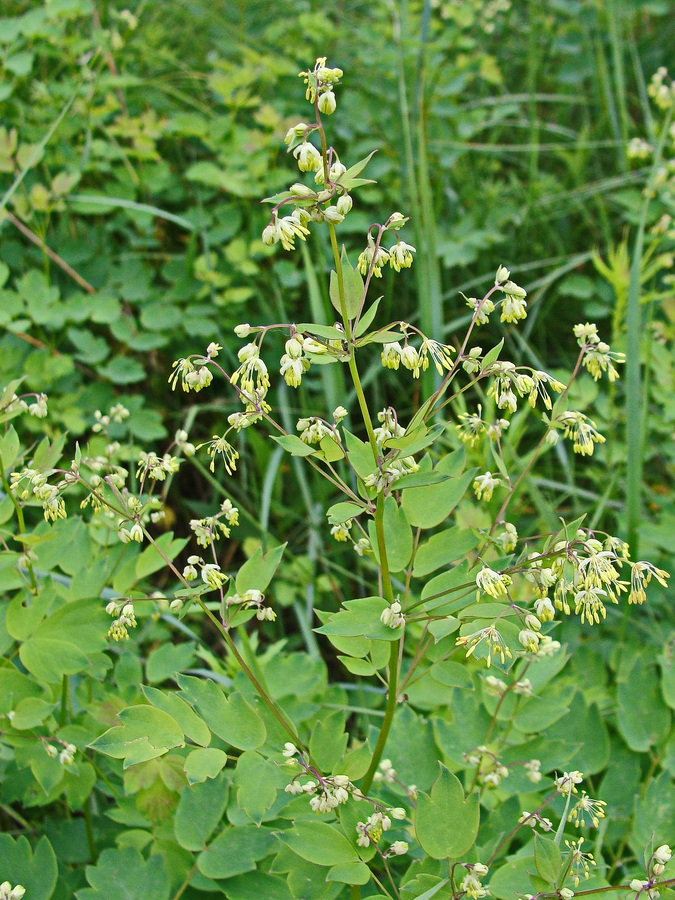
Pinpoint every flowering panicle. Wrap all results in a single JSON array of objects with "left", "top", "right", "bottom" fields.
[
  {"left": 574, "top": 322, "right": 625, "bottom": 381},
  {"left": 106, "top": 599, "right": 137, "bottom": 641},
  {"left": 456, "top": 624, "right": 512, "bottom": 667}
]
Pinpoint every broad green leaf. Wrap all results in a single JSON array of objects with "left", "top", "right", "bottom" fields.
[
  {"left": 415, "top": 764, "right": 479, "bottom": 858},
  {"left": 343, "top": 429, "right": 376, "bottom": 480},
  {"left": 480, "top": 338, "right": 504, "bottom": 370},
  {"left": 309, "top": 711, "right": 349, "bottom": 772},
  {"left": 89, "top": 705, "right": 185, "bottom": 767},
  {"left": 277, "top": 820, "right": 359, "bottom": 866},
  {"left": 316, "top": 435, "right": 344, "bottom": 462},
  {"left": 19, "top": 598, "right": 109, "bottom": 683},
  {"left": 534, "top": 835, "right": 562, "bottom": 885},
  {"left": 387, "top": 706, "right": 440, "bottom": 792},
  {"left": 177, "top": 676, "right": 266, "bottom": 750},
  {"left": 76, "top": 847, "right": 170, "bottom": 900},
  {"left": 422, "top": 560, "right": 476, "bottom": 614},
  {"left": 544, "top": 693, "right": 609, "bottom": 774},
  {"left": 402, "top": 456, "right": 475, "bottom": 529},
  {"left": 198, "top": 825, "right": 275, "bottom": 879},
  {"left": 0, "top": 835, "right": 58, "bottom": 900},
  {"left": 10, "top": 696, "right": 57, "bottom": 729},
  {"left": 355, "top": 297, "right": 382, "bottom": 336},
  {"left": 338, "top": 655, "right": 377, "bottom": 676},
  {"left": 296, "top": 322, "right": 346, "bottom": 340},
  {"left": 174, "top": 771, "right": 229, "bottom": 850},
  {"left": 327, "top": 501, "right": 366, "bottom": 524},
  {"left": 0, "top": 424, "right": 21, "bottom": 469},
  {"left": 488, "top": 856, "right": 535, "bottom": 900},
  {"left": 141, "top": 685, "right": 211, "bottom": 747},
  {"left": 315, "top": 597, "right": 402, "bottom": 641},
  {"left": 330, "top": 250, "right": 364, "bottom": 319},
  {"left": 327, "top": 862, "right": 371, "bottom": 884},
  {"left": 271, "top": 434, "right": 316, "bottom": 457},
  {"left": 513, "top": 681, "right": 576, "bottom": 733},
  {"left": 145, "top": 642, "right": 197, "bottom": 684},
  {"left": 218, "top": 871, "right": 294, "bottom": 900},
  {"left": 431, "top": 661, "right": 474, "bottom": 691},
  {"left": 234, "top": 750, "right": 287, "bottom": 824},
  {"left": 413, "top": 528, "right": 479, "bottom": 577},
  {"left": 236, "top": 543, "right": 286, "bottom": 594},
  {"left": 659, "top": 647, "right": 675, "bottom": 709},
  {"left": 184, "top": 748, "right": 228, "bottom": 784},
  {"left": 368, "top": 496, "right": 413, "bottom": 572},
  {"left": 617, "top": 652, "right": 671, "bottom": 751},
  {"left": 632, "top": 770, "right": 675, "bottom": 854}
]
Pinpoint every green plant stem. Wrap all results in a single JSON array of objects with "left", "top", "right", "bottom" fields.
[
  {"left": 625, "top": 105, "right": 674, "bottom": 557},
  {"left": 84, "top": 793, "right": 97, "bottom": 862},
  {"left": 326, "top": 221, "right": 400, "bottom": 803},
  {"left": 59, "top": 676, "right": 69, "bottom": 727},
  {"left": 360, "top": 638, "right": 400, "bottom": 795},
  {"left": 197, "top": 598, "right": 309, "bottom": 754},
  {"left": 0, "top": 457, "right": 38, "bottom": 594}
]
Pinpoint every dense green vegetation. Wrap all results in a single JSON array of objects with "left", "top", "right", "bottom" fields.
[{"left": 0, "top": 2, "right": 674, "bottom": 898}]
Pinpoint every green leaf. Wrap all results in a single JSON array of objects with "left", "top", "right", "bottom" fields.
[
  {"left": 97, "top": 356, "right": 146, "bottom": 384},
  {"left": 315, "top": 597, "right": 402, "bottom": 641},
  {"left": 431, "top": 661, "right": 474, "bottom": 691},
  {"left": 534, "top": 834, "right": 562, "bottom": 885},
  {"left": 89, "top": 705, "right": 185, "bottom": 767},
  {"left": 177, "top": 676, "right": 266, "bottom": 750},
  {"left": 402, "top": 458, "right": 475, "bottom": 529},
  {"left": 343, "top": 429, "right": 376, "bottom": 480},
  {"left": 413, "top": 528, "right": 479, "bottom": 577},
  {"left": 76, "top": 847, "right": 170, "bottom": 900},
  {"left": 184, "top": 748, "right": 228, "bottom": 784},
  {"left": 617, "top": 651, "right": 671, "bottom": 751},
  {"left": 488, "top": 856, "right": 535, "bottom": 900},
  {"left": 422, "top": 560, "right": 476, "bottom": 614},
  {"left": 355, "top": 297, "right": 382, "bottom": 336},
  {"left": 387, "top": 706, "right": 441, "bottom": 791},
  {"left": 174, "top": 771, "right": 229, "bottom": 850},
  {"left": 19, "top": 598, "right": 109, "bottom": 683},
  {"left": 368, "top": 496, "right": 413, "bottom": 572},
  {"left": 141, "top": 685, "right": 211, "bottom": 747},
  {"left": 277, "top": 820, "right": 359, "bottom": 866},
  {"left": 218, "top": 871, "right": 294, "bottom": 900},
  {"left": 330, "top": 249, "right": 364, "bottom": 319},
  {"left": 271, "top": 434, "right": 317, "bottom": 457},
  {"left": 146, "top": 642, "right": 197, "bottom": 684},
  {"left": 233, "top": 751, "right": 287, "bottom": 824},
  {"left": 327, "top": 501, "right": 366, "bottom": 524},
  {"left": 0, "top": 835, "right": 58, "bottom": 900},
  {"left": 296, "top": 322, "right": 346, "bottom": 340},
  {"left": 480, "top": 338, "right": 504, "bottom": 370},
  {"left": 136, "top": 532, "right": 188, "bottom": 581},
  {"left": 414, "top": 764, "right": 479, "bottom": 858},
  {"left": 327, "top": 862, "right": 371, "bottom": 884},
  {"left": 236, "top": 543, "right": 286, "bottom": 594},
  {"left": 338, "top": 655, "right": 377, "bottom": 676},
  {"left": 198, "top": 824, "right": 275, "bottom": 879},
  {"left": 309, "top": 711, "right": 349, "bottom": 772},
  {"left": 339, "top": 150, "right": 377, "bottom": 190}
]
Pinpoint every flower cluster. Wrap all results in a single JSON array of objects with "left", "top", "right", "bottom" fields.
[
  {"left": 1, "top": 389, "right": 48, "bottom": 419},
  {"left": 456, "top": 405, "right": 510, "bottom": 446},
  {"left": 226, "top": 588, "right": 275, "bottom": 622},
  {"left": 459, "top": 863, "right": 490, "bottom": 899},
  {"left": 182, "top": 556, "right": 228, "bottom": 591},
  {"left": 648, "top": 67, "right": 675, "bottom": 111},
  {"left": 380, "top": 600, "right": 405, "bottom": 629},
  {"left": 10, "top": 465, "right": 68, "bottom": 522},
  {"left": 105, "top": 599, "right": 137, "bottom": 641},
  {"left": 519, "top": 810, "right": 554, "bottom": 832},
  {"left": 464, "top": 746, "right": 509, "bottom": 788},
  {"left": 569, "top": 791, "right": 607, "bottom": 828},
  {"left": 564, "top": 837, "right": 597, "bottom": 886},
  {"left": 573, "top": 322, "right": 625, "bottom": 382},
  {"left": 0, "top": 884, "right": 25, "bottom": 900},
  {"left": 356, "top": 807, "right": 407, "bottom": 848},
  {"left": 380, "top": 335, "right": 454, "bottom": 377},
  {"left": 45, "top": 740, "right": 77, "bottom": 765},
  {"left": 189, "top": 499, "right": 239, "bottom": 548}
]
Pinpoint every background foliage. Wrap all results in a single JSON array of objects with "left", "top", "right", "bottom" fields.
[{"left": 1, "top": 1, "right": 674, "bottom": 898}]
